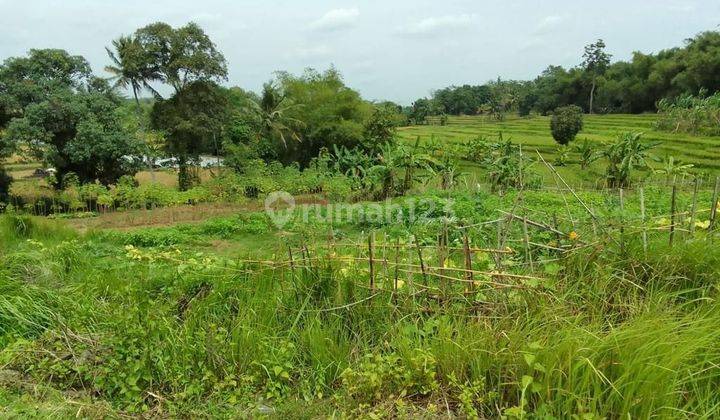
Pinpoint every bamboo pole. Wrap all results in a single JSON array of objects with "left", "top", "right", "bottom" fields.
[
  {"left": 639, "top": 187, "right": 648, "bottom": 256},
  {"left": 619, "top": 188, "right": 625, "bottom": 254},
  {"left": 689, "top": 177, "right": 699, "bottom": 236},
  {"left": 368, "top": 232, "right": 375, "bottom": 291},
  {"left": 463, "top": 230, "right": 474, "bottom": 291},
  {"left": 669, "top": 180, "right": 677, "bottom": 247},
  {"left": 709, "top": 176, "right": 720, "bottom": 233},
  {"left": 414, "top": 234, "right": 429, "bottom": 287}
]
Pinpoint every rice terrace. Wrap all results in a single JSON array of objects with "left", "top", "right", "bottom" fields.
[{"left": 2, "top": 2, "right": 720, "bottom": 418}]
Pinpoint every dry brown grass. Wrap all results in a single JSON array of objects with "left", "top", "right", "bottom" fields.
[
  {"left": 67, "top": 203, "right": 252, "bottom": 231},
  {"left": 66, "top": 194, "right": 328, "bottom": 232},
  {"left": 134, "top": 167, "right": 230, "bottom": 187}
]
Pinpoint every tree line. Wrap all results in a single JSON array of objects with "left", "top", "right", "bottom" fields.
[
  {"left": 0, "top": 22, "right": 402, "bottom": 196},
  {"left": 409, "top": 30, "right": 720, "bottom": 120}
]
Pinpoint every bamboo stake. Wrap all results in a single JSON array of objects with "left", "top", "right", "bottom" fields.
[
  {"left": 394, "top": 238, "right": 400, "bottom": 294},
  {"left": 368, "top": 232, "right": 375, "bottom": 291},
  {"left": 639, "top": 187, "right": 648, "bottom": 256},
  {"left": 463, "top": 230, "right": 474, "bottom": 291},
  {"left": 689, "top": 177, "right": 699, "bottom": 236},
  {"left": 619, "top": 188, "right": 625, "bottom": 255},
  {"left": 709, "top": 176, "right": 720, "bottom": 233},
  {"left": 669, "top": 179, "right": 677, "bottom": 247},
  {"left": 414, "top": 234, "right": 428, "bottom": 287}
]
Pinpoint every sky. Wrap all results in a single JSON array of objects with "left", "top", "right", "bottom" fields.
[{"left": 1, "top": 0, "right": 719, "bottom": 104}]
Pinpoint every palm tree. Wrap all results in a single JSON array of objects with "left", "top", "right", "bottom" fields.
[
  {"left": 106, "top": 35, "right": 162, "bottom": 180},
  {"left": 252, "top": 83, "right": 305, "bottom": 149},
  {"left": 105, "top": 36, "right": 158, "bottom": 106}
]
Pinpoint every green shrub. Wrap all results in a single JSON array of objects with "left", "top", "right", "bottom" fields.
[
  {"left": 656, "top": 91, "right": 720, "bottom": 135},
  {"left": 550, "top": 105, "right": 583, "bottom": 145}
]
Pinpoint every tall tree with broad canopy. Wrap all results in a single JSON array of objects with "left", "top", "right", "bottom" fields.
[
  {"left": 1, "top": 49, "right": 142, "bottom": 189},
  {"left": 150, "top": 81, "right": 229, "bottom": 190},
  {"left": 582, "top": 39, "right": 612, "bottom": 114},
  {"left": 131, "top": 22, "right": 228, "bottom": 95},
  {"left": 269, "top": 68, "right": 372, "bottom": 166}
]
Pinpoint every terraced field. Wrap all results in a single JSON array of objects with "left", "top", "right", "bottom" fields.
[{"left": 399, "top": 114, "right": 720, "bottom": 186}]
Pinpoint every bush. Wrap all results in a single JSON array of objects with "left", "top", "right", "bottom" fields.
[
  {"left": 550, "top": 105, "right": 583, "bottom": 145},
  {"left": 655, "top": 91, "right": 720, "bottom": 135}
]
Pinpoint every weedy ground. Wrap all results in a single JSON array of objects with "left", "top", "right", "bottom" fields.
[{"left": 2, "top": 184, "right": 720, "bottom": 418}]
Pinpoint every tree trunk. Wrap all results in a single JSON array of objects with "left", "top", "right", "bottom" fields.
[
  {"left": 589, "top": 78, "right": 596, "bottom": 114},
  {"left": 178, "top": 157, "right": 191, "bottom": 191},
  {"left": 134, "top": 88, "right": 156, "bottom": 183}
]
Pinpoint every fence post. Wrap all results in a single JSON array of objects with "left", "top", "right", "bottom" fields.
[
  {"left": 619, "top": 188, "right": 625, "bottom": 255},
  {"left": 368, "top": 232, "right": 375, "bottom": 291},
  {"left": 689, "top": 177, "right": 699, "bottom": 236},
  {"left": 709, "top": 176, "right": 720, "bottom": 234},
  {"left": 463, "top": 230, "right": 474, "bottom": 292},
  {"left": 669, "top": 180, "right": 677, "bottom": 247},
  {"left": 495, "top": 219, "right": 504, "bottom": 271},
  {"left": 414, "top": 234, "right": 428, "bottom": 288},
  {"left": 394, "top": 238, "right": 400, "bottom": 295},
  {"left": 639, "top": 188, "right": 648, "bottom": 256}
]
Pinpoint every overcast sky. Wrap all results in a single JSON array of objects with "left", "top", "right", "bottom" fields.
[{"left": 1, "top": 0, "right": 719, "bottom": 104}]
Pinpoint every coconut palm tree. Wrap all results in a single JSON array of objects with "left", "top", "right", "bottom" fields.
[
  {"left": 105, "top": 36, "right": 154, "bottom": 107},
  {"left": 251, "top": 83, "right": 305, "bottom": 149},
  {"left": 106, "top": 35, "right": 162, "bottom": 179}
]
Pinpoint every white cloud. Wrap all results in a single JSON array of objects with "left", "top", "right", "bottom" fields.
[
  {"left": 399, "top": 14, "right": 477, "bottom": 36},
  {"left": 534, "top": 15, "right": 566, "bottom": 34},
  {"left": 309, "top": 8, "right": 360, "bottom": 31}
]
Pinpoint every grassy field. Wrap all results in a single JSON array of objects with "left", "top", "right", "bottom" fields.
[
  {"left": 2, "top": 113, "right": 720, "bottom": 417},
  {"left": 2, "top": 183, "right": 720, "bottom": 417},
  {"left": 399, "top": 114, "right": 720, "bottom": 186}
]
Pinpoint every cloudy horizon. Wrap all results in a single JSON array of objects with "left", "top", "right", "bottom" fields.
[{"left": 1, "top": 0, "right": 718, "bottom": 104}]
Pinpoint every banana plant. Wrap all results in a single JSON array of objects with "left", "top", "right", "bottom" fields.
[
  {"left": 601, "top": 132, "right": 657, "bottom": 188},
  {"left": 572, "top": 139, "right": 600, "bottom": 170},
  {"left": 654, "top": 156, "right": 694, "bottom": 185}
]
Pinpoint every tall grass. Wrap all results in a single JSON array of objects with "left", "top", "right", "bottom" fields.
[{"left": 1, "top": 213, "right": 719, "bottom": 417}]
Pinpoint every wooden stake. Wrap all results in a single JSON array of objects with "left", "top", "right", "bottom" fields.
[
  {"left": 394, "top": 238, "right": 400, "bottom": 294},
  {"left": 368, "top": 232, "right": 375, "bottom": 291},
  {"left": 639, "top": 187, "right": 647, "bottom": 256},
  {"left": 462, "top": 230, "right": 474, "bottom": 291},
  {"left": 619, "top": 188, "right": 625, "bottom": 255},
  {"left": 414, "top": 234, "right": 428, "bottom": 287},
  {"left": 689, "top": 177, "right": 699, "bottom": 236},
  {"left": 710, "top": 176, "right": 720, "bottom": 233},
  {"left": 669, "top": 180, "right": 677, "bottom": 247},
  {"left": 495, "top": 219, "right": 504, "bottom": 271}
]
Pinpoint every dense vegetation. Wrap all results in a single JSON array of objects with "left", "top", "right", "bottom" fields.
[
  {"left": 2, "top": 16, "right": 720, "bottom": 418},
  {"left": 410, "top": 31, "right": 720, "bottom": 118},
  {"left": 2, "top": 182, "right": 720, "bottom": 417}
]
